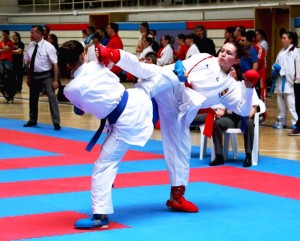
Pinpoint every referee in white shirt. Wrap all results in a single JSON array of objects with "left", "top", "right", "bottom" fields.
[{"left": 23, "top": 25, "right": 61, "bottom": 130}]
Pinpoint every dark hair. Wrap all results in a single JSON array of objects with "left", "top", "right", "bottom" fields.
[
  {"left": 58, "top": 40, "right": 84, "bottom": 69},
  {"left": 109, "top": 22, "right": 119, "bottom": 33},
  {"left": 32, "top": 25, "right": 44, "bottom": 35},
  {"left": 82, "top": 29, "right": 87, "bottom": 34},
  {"left": 145, "top": 52, "right": 157, "bottom": 65},
  {"left": 177, "top": 33, "right": 186, "bottom": 41},
  {"left": 186, "top": 33, "right": 201, "bottom": 49},
  {"left": 229, "top": 41, "right": 246, "bottom": 59},
  {"left": 13, "top": 31, "right": 21, "bottom": 41},
  {"left": 284, "top": 31, "right": 298, "bottom": 48},
  {"left": 98, "top": 26, "right": 108, "bottom": 38},
  {"left": 2, "top": 29, "right": 10, "bottom": 35},
  {"left": 225, "top": 26, "right": 236, "bottom": 36},
  {"left": 279, "top": 27, "right": 286, "bottom": 38},
  {"left": 149, "top": 29, "right": 156, "bottom": 36},
  {"left": 245, "top": 30, "right": 256, "bottom": 43},
  {"left": 44, "top": 25, "right": 50, "bottom": 33},
  {"left": 194, "top": 24, "right": 207, "bottom": 37},
  {"left": 236, "top": 26, "right": 246, "bottom": 36},
  {"left": 145, "top": 36, "right": 153, "bottom": 45},
  {"left": 161, "top": 35, "right": 172, "bottom": 43},
  {"left": 140, "top": 22, "right": 149, "bottom": 30},
  {"left": 93, "top": 32, "right": 101, "bottom": 41},
  {"left": 256, "top": 29, "right": 267, "bottom": 41},
  {"left": 49, "top": 33, "right": 59, "bottom": 50},
  {"left": 87, "top": 25, "right": 95, "bottom": 33}
]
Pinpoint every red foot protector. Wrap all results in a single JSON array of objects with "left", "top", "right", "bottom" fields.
[{"left": 0, "top": 211, "right": 129, "bottom": 241}]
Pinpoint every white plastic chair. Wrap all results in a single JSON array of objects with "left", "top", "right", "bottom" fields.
[{"left": 199, "top": 100, "right": 266, "bottom": 166}]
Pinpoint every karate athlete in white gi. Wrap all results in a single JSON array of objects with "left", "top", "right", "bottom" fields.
[
  {"left": 58, "top": 40, "right": 183, "bottom": 229},
  {"left": 96, "top": 41, "right": 259, "bottom": 214}
]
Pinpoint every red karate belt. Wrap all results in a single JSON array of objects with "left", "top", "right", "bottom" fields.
[
  {"left": 198, "top": 108, "right": 216, "bottom": 138},
  {"left": 185, "top": 82, "right": 216, "bottom": 138}
]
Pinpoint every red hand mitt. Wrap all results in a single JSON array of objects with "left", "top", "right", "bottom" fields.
[{"left": 244, "top": 70, "right": 260, "bottom": 87}]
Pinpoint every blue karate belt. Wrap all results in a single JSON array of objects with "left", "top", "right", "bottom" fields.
[{"left": 85, "top": 90, "right": 129, "bottom": 152}]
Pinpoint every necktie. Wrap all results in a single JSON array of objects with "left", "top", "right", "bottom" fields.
[{"left": 30, "top": 44, "right": 38, "bottom": 74}]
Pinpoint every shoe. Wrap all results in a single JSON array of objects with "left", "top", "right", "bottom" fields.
[
  {"left": 54, "top": 124, "right": 61, "bottom": 130},
  {"left": 209, "top": 154, "right": 224, "bottom": 166},
  {"left": 243, "top": 155, "right": 252, "bottom": 167},
  {"left": 23, "top": 120, "right": 37, "bottom": 127},
  {"left": 166, "top": 196, "right": 198, "bottom": 212},
  {"left": 74, "top": 214, "right": 109, "bottom": 229},
  {"left": 291, "top": 125, "right": 297, "bottom": 130},
  {"left": 288, "top": 129, "right": 300, "bottom": 136}
]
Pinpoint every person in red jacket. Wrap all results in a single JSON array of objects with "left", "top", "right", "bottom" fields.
[
  {"left": 0, "top": 29, "right": 15, "bottom": 102},
  {"left": 106, "top": 22, "right": 124, "bottom": 78},
  {"left": 175, "top": 33, "right": 189, "bottom": 61}
]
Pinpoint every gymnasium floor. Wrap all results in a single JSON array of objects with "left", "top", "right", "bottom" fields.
[{"left": 0, "top": 81, "right": 299, "bottom": 241}]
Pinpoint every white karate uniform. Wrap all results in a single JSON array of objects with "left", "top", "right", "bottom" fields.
[
  {"left": 274, "top": 45, "right": 298, "bottom": 125},
  {"left": 157, "top": 44, "right": 174, "bottom": 66},
  {"left": 64, "top": 60, "right": 180, "bottom": 214},
  {"left": 185, "top": 43, "right": 200, "bottom": 59},
  {"left": 116, "top": 52, "right": 254, "bottom": 187}
]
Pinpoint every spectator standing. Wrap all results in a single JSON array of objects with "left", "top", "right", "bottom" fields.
[
  {"left": 43, "top": 25, "right": 51, "bottom": 41},
  {"left": 139, "top": 37, "right": 154, "bottom": 62},
  {"left": 0, "top": 29, "right": 15, "bottom": 102},
  {"left": 81, "top": 29, "right": 87, "bottom": 47},
  {"left": 234, "top": 25, "right": 246, "bottom": 42},
  {"left": 23, "top": 25, "right": 61, "bottom": 130},
  {"left": 136, "top": 22, "right": 152, "bottom": 56},
  {"left": 84, "top": 25, "right": 95, "bottom": 51},
  {"left": 185, "top": 33, "right": 200, "bottom": 59},
  {"left": 239, "top": 31, "right": 258, "bottom": 73},
  {"left": 193, "top": 24, "right": 216, "bottom": 56},
  {"left": 12, "top": 31, "right": 25, "bottom": 93},
  {"left": 175, "top": 33, "right": 189, "bottom": 61},
  {"left": 156, "top": 35, "right": 173, "bottom": 66},
  {"left": 255, "top": 29, "right": 268, "bottom": 53},
  {"left": 149, "top": 29, "right": 160, "bottom": 53},
  {"left": 48, "top": 33, "right": 59, "bottom": 51},
  {"left": 272, "top": 31, "right": 298, "bottom": 129},
  {"left": 289, "top": 47, "right": 300, "bottom": 135},
  {"left": 87, "top": 32, "right": 101, "bottom": 62},
  {"left": 98, "top": 27, "right": 109, "bottom": 46},
  {"left": 106, "top": 22, "right": 124, "bottom": 77}
]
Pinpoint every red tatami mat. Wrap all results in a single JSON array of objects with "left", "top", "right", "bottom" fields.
[
  {"left": 0, "top": 211, "right": 129, "bottom": 241},
  {"left": 0, "top": 167, "right": 299, "bottom": 200},
  {"left": 0, "top": 129, "right": 164, "bottom": 170}
]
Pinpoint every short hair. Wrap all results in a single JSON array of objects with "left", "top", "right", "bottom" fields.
[
  {"left": 32, "top": 25, "right": 44, "bottom": 35},
  {"left": 140, "top": 21, "right": 149, "bottom": 30},
  {"left": 87, "top": 25, "right": 96, "bottom": 33},
  {"left": 109, "top": 22, "right": 119, "bottom": 33},
  {"left": 93, "top": 32, "right": 101, "bottom": 41},
  {"left": 2, "top": 29, "right": 10, "bottom": 35},
  {"left": 145, "top": 52, "right": 157, "bottom": 65},
  {"left": 194, "top": 24, "right": 207, "bottom": 37},
  {"left": 177, "top": 33, "right": 186, "bottom": 41}
]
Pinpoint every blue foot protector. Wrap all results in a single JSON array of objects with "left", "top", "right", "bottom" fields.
[
  {"left": 74, "top": 215, "right": 109, "bottom": 229},
  {"left": 173, "top": 60, "right": 187, "bottom": 82}
]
